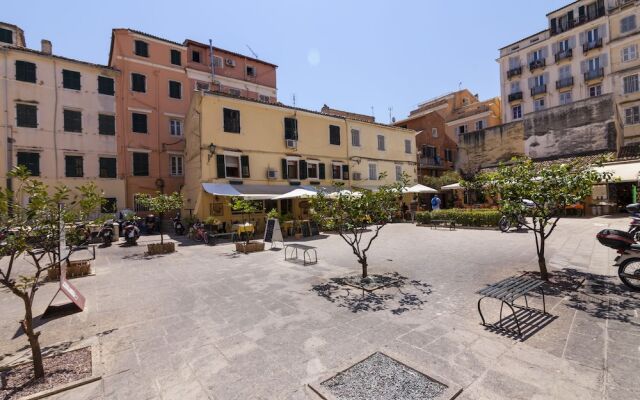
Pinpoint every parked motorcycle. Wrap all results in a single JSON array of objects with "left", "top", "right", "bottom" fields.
[
  {"left": 122, "top": 221, "right": 140, "bottom": 245},
  {"left": 596, "top": 229, "right": 640, "bottom": 291},
  {"left": 173, "top": 215, "right": 185, "bottom": 235},
  {"left": 144, "top": 214, "right": 158, "bottom": 234},
  {"left": 98, "top": 220, "right": 115, "bottom": 247},
  {"left": 626, "top": 203, "right": 640, "bottom": 241},
  {"left": 499, "top": 199, "right": 535, "bottom": 232}
]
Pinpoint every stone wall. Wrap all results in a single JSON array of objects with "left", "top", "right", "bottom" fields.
[{"left": 457, "top": 121, "right": 525, "bottom": 173}]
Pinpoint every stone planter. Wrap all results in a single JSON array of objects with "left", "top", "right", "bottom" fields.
[
  {"left": 235, "top": 241, "right": 265, "bottom": 254},
  {"left": 48, "top": 260, "right": 91, "bottom": 280},
  {"left": 147, "top": 242, "right": 176, "bottom": 255},
  {"left": 294, "top": 233, "right": 303, "bottom": 240}
]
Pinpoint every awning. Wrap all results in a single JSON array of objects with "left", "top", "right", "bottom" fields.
[
  {"left": 594, "top": 161, "right": 640, "bottom": 183},
  {"left": 440, "top": 182, "right": 463, "bottom": 191},
  {"left": 272, "top": 188, "right": 318, "bottom": 200},
  {"left": 404, "top": 184, "right": 437, "bottom": 194},
  {"left": 202, "top": 183, "right": 310, "bottom": 200}
]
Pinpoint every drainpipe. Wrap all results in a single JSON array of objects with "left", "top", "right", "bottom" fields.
[
  {"left": 1, "top": 47, "right": 12, "bottom": 192},
  {"left": 344, "top": 118, "right": 352, "bottom": 189},
  {"left": 52, "top": 59, "right": 60, "bottom": 179},
  {"left": 155, "top": 70, "right": 163, "bottom": 193},
  {"left": 209, "top": 39, "right": 215, "bottom": 82}
]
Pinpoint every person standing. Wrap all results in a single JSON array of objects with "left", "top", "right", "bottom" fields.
[{"left": 431, "top": 194, "right": 442, "bottom": 211}]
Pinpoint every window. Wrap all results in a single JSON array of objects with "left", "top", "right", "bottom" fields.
[
  {"left": 195, "top": 81, "right": 210, "bottom": 91},
  {"left": 287, "top": 159, "right": 299, "bottom": 180},
  {"left": 559, "top": 65, "right": 571, "bottom": 79},
  {"left": 432, "top": 128, "right": 438, "bottom": 138},
  {"left": 532, "top": 49, "right": 543, "bottom": 61},
  {"left": 132, "top": 152, "right": 149, "bottom": 176},
  {"left": 223, "top": 108, "right": 241, "bottom": 133},
  {"left": 351, "top": 129, "right": 360, "bottom": 146},
  {"left": 15, "top": 61, "right": 36, "bottom": 83},
  {"left": 16, "top": 103, "right": 37, "bottom": 127},
  {"left": 132, "top": 113, "right": 148, "bottom": 133},
  {"left": 192, "top": 50, "right": 201, "bottom": 63},
  {"left": 246, "top": 66, "right": 256, "bottom": 76},
  {"left": 134, "top": 195, "right": 150, "bottom": 212},
  {"left": 559, "top": 39, "right": 570, "bottom": 52},
  {"left": 395, "top": 165, "right": 402, "bottom": 181},
  {"left": 534, "top": 74, "right": 545, "bottom": 87},
  {"left": 65, "top": 155, "right": 83, "bottom": 177},
  {"left": 444, "top": 149, "right": 453, "bottom": 162},
  {"left": 475, "top": 120, "right": 485, "bottom": 130},
  {"left": 259, "top": 95, "right": 270, "bottom": 102},
  {"left": 102, "top": 198, "right": 117, "bottom": 213},
  {"left": 170, "top": 49, "right": 181, "bottom": 66},
  {"left": 307, "top": 162, "right": 319, "bottom": 179},
  {"left": 99, "top": 157, "right": 117, "bottom": 178},
  {"left": 0, "top": 27, "right": 13, "bottom": 44},
  {"left": 62, "top": 69, "right": 81, "bottom": 90},
  {"left": 98, "top": 76, "right": 114, "bottom": 95},
  {"left": 559, "top": 91, "right": 573, "bottom": 105},
  {"left": 63, "top": 109, "right": 82, "bottom": 133},
  {"left": 17, "top": 152, "right": 40, "bottom": 176},
  {"left": 329, "top": 125, "right": 340, "bottom": 145},
  {"left": 534, "top": 98, "right": 546, "bottom": 111},
  {"left": 587, "top": 27, "right": 600, "bottom": 43},
  {"left": 377, "top": 134, "right": 385, "bottom": 151},
  {"left": 213, "top": 56, "right": 223, "bottom": 68},
  {"left": 587, "top": 56, "right": 600, "bottom": 71},
  {"left": 98, "top": 114, "right": 115, "bottom": 135},
  {"left": 169, "top": 80, "right": 182, "bottom": 99},
  {"left": 625, "top": 106, "right": 640, "bottom": 125},
  {"left": 170, "top": 155, "right": 183, "bottom": 176},
  {"left": 457, "top": 125, "right": 467, "bottom": 134},
  {"left": 589, "top": 84, "right": 602, "bottom": 97},
  {"left": 404, "top": 139, "right": 412, "bottom": 154},
  {"left": 284, "top": 117, "right": 298, "bottom": 140},
  {"left": 512, "top": 105, "right": 522, "bottom": 120},
  {"left": 621, "top": 15, "right": 637, "bottom": 33},
  {"left": 510, "top": 81, "right": 520, "bottom": 93},
  {"left": 368, "top": 163, "right": 378, "bottom": 180},
  {"left": 422, "top": 145, "right": 436, "bottom": 158},
  {"left": 229, "top": 88, "right": 241, "bottom": 96},
  {"left": 131, "top": 73, "right": 146, "bottom": 92},
  {"left": 134, "top": 40, "right": 149, "bottom": 57},
  {"left": 623, "top": 45, "right": 638, "bottom": 62},
  {"left": 624, "top": 74, "right": 639, "bottom": 94},
  {"left": 170, "top": 119, "right": 182, "bottom": 136}
]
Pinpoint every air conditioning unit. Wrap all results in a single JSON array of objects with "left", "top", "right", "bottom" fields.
[
  {"left": 352, "top": 172, "right": 362, "bottom": 181},
  {"left": 225, "top": 58, "right": 236, "bottom": 67},
  {"left": 267, "top": 169, "right": 277, "bottom": 180},
  {"left": 195, "top": 81, "right": 210, "bottom": 91},
  {"left": 285, "top": 139, "right": 297, "bottom": 149}
]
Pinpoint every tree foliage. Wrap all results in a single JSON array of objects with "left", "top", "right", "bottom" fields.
[
  {"left": 230, "top": 197, "right": 260, "bottom": 245},
  {"left": 422, "top": 171, "right": 462, "bottom": 190},
  {"left": 136, "top": 192, "right": 183, "bottom": 244}
]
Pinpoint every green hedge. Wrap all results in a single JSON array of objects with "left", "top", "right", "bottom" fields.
[{"left": 416, "top": 209, "right": 501, "bottom": 227}]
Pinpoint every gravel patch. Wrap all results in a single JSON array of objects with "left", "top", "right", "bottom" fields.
[
  {"left": 0, "top": 347, "right": 92, "bottom": 400},
  {"left": 320, "top": 352, "right": 447, "bottom": 400}
]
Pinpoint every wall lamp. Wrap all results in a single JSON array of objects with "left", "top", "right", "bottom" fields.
[
  {"left": 350, "top": 156, "right": 362, "bottom": 165},
  {"left": 207, "top": 143, "right": 217, "bottom": 162}
]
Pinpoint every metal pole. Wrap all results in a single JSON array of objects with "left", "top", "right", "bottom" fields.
[{"left": 209, "top": 39, "right": 215, "bottom": 83}]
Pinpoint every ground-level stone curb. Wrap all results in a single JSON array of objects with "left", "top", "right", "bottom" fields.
[{"left": 21, "top": 376, "right": 102, "bottom": 400}]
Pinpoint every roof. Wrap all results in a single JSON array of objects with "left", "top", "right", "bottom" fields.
[
  {"left": 115, "top": 28, "right": 185, "bottom": 48},
  {"left": 498, "top": 29, "right": 549, "bottom": 52},
  {"left": 546, "top": 0, "right": 581, "bottom": 16},
  {"left": 4, "top": 45, "right": 117, "bottom": 71},
  {"left": 618, "top": 144, "right": 640, "bottom": 160},
  {"left": 184, "top": 39, "right": 278, "bottom": 68},
  {"left": 445, "top": 98, "right": 499, "bottom": 123},
  {"left": 321, "top": 104, "right": 375, "bottom": 123},
  {"left": 479, "top": 151, "right": 616, "bottom": 173}
]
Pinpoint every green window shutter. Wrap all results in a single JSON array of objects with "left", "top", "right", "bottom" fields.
[
  {"left": 342, "top": 165, "right": 349, "bottom": 179},
  {"left": 216, "top": 155, "right": 226, "bottom": 178},
  {"left": 319, "top": 163, "right": 326, "bottom": 180},
  {"left": 241, "top": 155, "right": 250, "bottom": 178},
  {"left": 299, "top": 160, "right": 308, "bottom": 179},
  {"left": 281, "top": 158, "right": 288, "bottom": 179}
]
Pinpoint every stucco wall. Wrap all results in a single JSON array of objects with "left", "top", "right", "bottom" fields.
[{"left": 457, "top": 121, "right": 525, "bottom": 173}]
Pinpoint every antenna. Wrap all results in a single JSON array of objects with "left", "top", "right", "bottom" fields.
[
  {"left": 246, "top": 44, "right": 259, "bottom": 59},
  {"left": 388, "top": 107, "right": 393, "bottom": 123},
  {"left": 371, "top": 106, "right": 375, "bottom": 117},
  {"left": 293, "top": 94, "right": 296, "bottom": 107},
  {"left": 458, "top": 82, "right": 462, "bottom": 90}
]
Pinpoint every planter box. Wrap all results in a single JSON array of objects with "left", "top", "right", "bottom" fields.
[
  {"left": 147, "top": 242, "right": 176, "bottom": 255},
  {"left": 47, "top": 260, "right": 91, "bottom": 280},
  {"left": 235, "top": 241, "right": 265, "bottom": 254}
]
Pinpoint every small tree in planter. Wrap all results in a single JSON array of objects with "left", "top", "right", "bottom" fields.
[
  {"left": 230, "top": 197, "right": 264, "bottom": 253},
  {"left": 0, "top": 167, "right": 102, "bottom": 379},
  {"left": 135, "top": 192, "right": 183, "bottom": 254}
]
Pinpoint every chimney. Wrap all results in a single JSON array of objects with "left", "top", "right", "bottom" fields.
[{"left": 41, "top": 39, "right": 52, "bottom": 55}]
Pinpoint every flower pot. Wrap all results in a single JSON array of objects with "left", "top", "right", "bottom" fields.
[
  {"left": 294, "top": 233, "right": 303, "bottom": 240},
  {"left": 48, "top": 260, "right": 91, "bottom": 280},
  {"left": 235, "top": 241, "right": 265, "bottom": 254},
  {"left": 147, "top": 242, "right": 176, "bottom": 255}
]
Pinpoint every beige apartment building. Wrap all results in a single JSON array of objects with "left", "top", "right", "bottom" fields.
[{"left": 0, "top": 22, "right": 125, "bottom": 210}]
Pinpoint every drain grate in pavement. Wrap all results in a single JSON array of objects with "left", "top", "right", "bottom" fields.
[{"left": 316, "top": 352, "right": 449, "bottom": 400}]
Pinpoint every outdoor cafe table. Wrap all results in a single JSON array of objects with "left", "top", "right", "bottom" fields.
[{"left": 232, "top": 223, "right": 255, "bottom": 235}]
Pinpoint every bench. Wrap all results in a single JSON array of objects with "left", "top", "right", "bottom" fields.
[
  {"left": 207, "top": 232, "right": 237, "bottom": 245},
  {"left": 477, "top": 275, "right": 547, "bottom": 337},
  {"left": 284, "top": 244, "right": 318, "bottom": 266},
  {"left": 431, "top": 220, "right": 455, "bottom": 230}
]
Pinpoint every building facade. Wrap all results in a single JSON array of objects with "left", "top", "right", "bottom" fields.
[
  {"left": 0, "top": 22, "right": 125, "bottom": 210},
  {"left": 108, "top": 29, "right": 278, "bottom": 209},
  {"left": 182, "top": 91, "right": 416, "bottom": 224}
]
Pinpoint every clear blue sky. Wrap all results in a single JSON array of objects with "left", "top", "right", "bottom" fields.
[{"left": 5, "top": 0, "right": 568, "bottom": 122}]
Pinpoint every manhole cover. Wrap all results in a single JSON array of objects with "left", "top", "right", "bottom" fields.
[{"left": 310, "top": 352, "right": 461, "bottom": 400}]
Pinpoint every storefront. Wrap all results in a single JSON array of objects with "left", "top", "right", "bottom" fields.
[{"left": 593, "top": 160, "right": 640, "bottom": 214}]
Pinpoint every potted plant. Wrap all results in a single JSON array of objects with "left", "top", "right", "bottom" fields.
[
  {"left": 135, "top": 192, "right": 183, "bottom": 255},
  {"left": 204, "top": 216, "right": 221, "bottom": 232},
  {"left": 231, "top": 197, "right": 265, "bottom": 254}
]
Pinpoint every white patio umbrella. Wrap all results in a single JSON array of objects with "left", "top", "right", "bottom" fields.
[
  {"left": 404, "top": 184, "right": 438, "bottom": 194},
  {"left": 440, "top": 182, "right": 463, "bottom": 191},
  {"left": 327, "top": 190, "right": 362, "bottom": 199},
  {"left": 272, "top": 188, "right": 317, "bottom": 200}
]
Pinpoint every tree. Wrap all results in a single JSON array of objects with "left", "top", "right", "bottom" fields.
[
  {"left": 135, "top": 192, "right": 183, "bottom": 245},
  {"left": 310, "top": 175, "right": 407, "bottom": 279},
  {"left": 422, "top": 170, "right": 462, "bottom": 190},
  {"left": 0, "top": 167, "right": 102, "bottom": 379},
  {"left": 477, "top": 157, "right": 610, "bottom": 281},
  {"left": 230, "top": 197, "right": 260, "bottom": 246}
]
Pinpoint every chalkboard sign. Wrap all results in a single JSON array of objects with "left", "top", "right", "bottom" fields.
[
  {"left": 301, "top": 220, "right": 311, "bottom": 237},
  {"left": 264, "top": 219, "right": 283, "bottom": 247},
  {"left": 310, "top": 221, "right": 320, "bottom": 236}
]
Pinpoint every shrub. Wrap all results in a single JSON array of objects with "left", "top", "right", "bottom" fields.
[{"left": 416, "top": 209, "right": 501, "bottom": 227}]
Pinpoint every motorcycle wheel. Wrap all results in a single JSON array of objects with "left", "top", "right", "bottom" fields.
[
  {"left": 498, "top": 217, "right": 511, "bottom": 232},
  {"left": 618, "top": 258, "right": 640, "bottom": 291}
]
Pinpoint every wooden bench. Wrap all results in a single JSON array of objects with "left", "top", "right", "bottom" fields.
[
  {"left": 430, "top": 220, "right": 456, "bottom": 230},
  {"left": 284, "top": 244, "right": 318, "bottom": 266},
  {"left": 207, "top": 232, "right": 237, "bottom": 245}
]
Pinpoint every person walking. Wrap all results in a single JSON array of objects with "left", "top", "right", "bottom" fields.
[{"left": 431, "top": 194, "right": 441, "bottom": 211}]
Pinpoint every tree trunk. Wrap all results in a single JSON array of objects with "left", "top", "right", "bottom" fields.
[
  {"left": 538, "top": 235, "right": 549, "bottom": 281},
  {"left": 21, "top": 295, "right": 44, "bottom": 379},
  {"left": 159, "top": 213, "right": 164, "bottom": 245},
  {"left": 360, "top": 256, "right": 368, "bottom": 279}
]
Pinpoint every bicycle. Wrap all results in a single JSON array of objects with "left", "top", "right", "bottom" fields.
[
  {"left": 188, "top": 222, "right": 209, "bottom": 244},
  {"left": 498, "top": 213, "right": 527, "bottom": 232}
]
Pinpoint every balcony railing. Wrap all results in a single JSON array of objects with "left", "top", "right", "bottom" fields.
[
  {"left": 508, "top": 91, "right": 523, "bottom": 102},
  {"left": 529, "top": 59, "right": 546, "bottom": 72},
  {"left": 554, "top": 48, "right": 573, "bottom": 63},
  {"left": 531, "top": 84, "right": 547, "bottom": 96},
  {"left": 550, "top": 5, "right": 605, "bottom": 35},
  {"left": 419, "top": 156, "right": 446, "bottom": 168},
  {"left": 583, "top": 38, "right": 603, "bottom": 54},
  {"left": 584, "top": 67, "right": 605, "bottom": 82},
  {"left": 556, "top": 77, "right": 574, "bottom": 89},
  {"left": 507, "top": 66, "right": 522, "bottom": 79}
]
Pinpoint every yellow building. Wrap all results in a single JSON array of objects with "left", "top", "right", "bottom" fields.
[{"left": 182, "top": 91, "right": 417, "bottom": 227}]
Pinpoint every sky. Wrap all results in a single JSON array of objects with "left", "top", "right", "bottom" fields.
[{"left": 4, "top": 0, "right": 569, "bottom": 123}]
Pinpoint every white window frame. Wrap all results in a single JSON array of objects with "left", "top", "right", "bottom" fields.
[
  {"left": 170, "top": 155, "right": 184, "bottom": 176},
  {"left": 589, "top": 84, "right": 602, "bottom": 97},
  {"left": 475, "top": 120, "right": 485, "bottom": 131},
  {"left": 246, "top": 65, "right": 256, "bottom": 77},
  {"left": 621, "top": 15, "right": 637, "bottom": 34},
  {"left": 510, "top": 81, "right": 521, "bottom": 93},
  {"left": 534, "top": 74, "right": 545, "bottom": 87},
  {"left": 622, "top": 44, "right": 638, "bottom": 63},
  {"left": 512, "top": 104, "right": 522, "bottom": 120},
  {"left": 559, "top": 65, "right": 571, "bottom": 80},
  {"left": 587, "top": 57, "right": 600, "bottom": 71},
  {"left": 224, "top": 153, "right": 242, "bottom": 179},
  {"left": 377, "top": 134, "right": 385, "bottom": 151},
  {"left": 331, "top": 162, "right": 344, "bottom": 180},
  {"left": 368, "top": 163, "right": 378, "bottom": 181},
  {"left": 625, "top": 105, "right": 640, "bottom": 125},
  {"left": 286, "top": 158, "right": 300, "bottom": 180},
  {"left": 559, "top": 91, "right": 572, "bottom": 105},
  {"left": 559, "top": 39, "right": 570, "bottom": 52},
  {"left": 404, "top": 139, "right": 412, "bottom": 154},
  {"left": 587, "top": 27, "right": 599, "bottom": 43},
  {"left": 534, "top": 97, "right": 546, "bottom": 111},
  {"left": 307, "top": 161, "right": 319, "bottom": 179},
  {"left": 169, "top": 119, "right": 183, "bottom": 136},
  {"left": 213, "top": 56, "right": 223, "bottom": 68},
  {"left": 431, "top": 128, "right": 438, "bottom": 138},
  {"left": 624, "top": 74, "right": 639, "bottom": 94},
  {"left": 351, "top": 129, "right": 361, "bottom": 147},
  {"left": 532, "top": 49, "right": 543, "bottom": 61}
]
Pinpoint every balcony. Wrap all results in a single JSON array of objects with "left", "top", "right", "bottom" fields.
[
  {"left": 583, "top": 38, "right": 603, "bottom": 54},
  {"left": 531, "top": 84, "right": 547, "bottom": 96},
  {"left": 554, "top": 48, "right": 573, "bottom": 63},
  {"left": 507, "top": 66, "right": 522, "bottom": 79},
  {"left": 584, "top": 67, "right": 605, "bottom": 82},
  {"left": 419, "top": 156, "right": 447, "bottom": 169},
  {"left": 529, "top": 59, "right": 546, "bottom": 72},
  {"left": 508, "top": 91, "right": 523, "bottom": 102},
  {"left": 556, "top": 77, "right": 574, "bottom": 89}
]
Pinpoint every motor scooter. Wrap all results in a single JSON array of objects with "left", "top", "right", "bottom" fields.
[
  {"left": 596, "top": 229, "right": 640, "bottom": 291},
  {"left": 122, "top": 220, "right": 140, "bottom": 245},
  {"left": 98, "top": 220, "right": 115, "bottom": 247},
  {"left": 173, "top": 214, "right": 185, "bottom": 235},
  {"left": 626, "top": 203, "right": 640, "bottom": 241}
]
